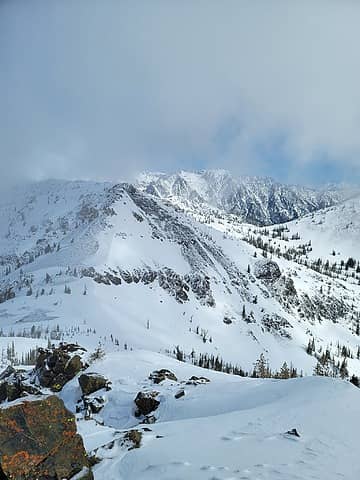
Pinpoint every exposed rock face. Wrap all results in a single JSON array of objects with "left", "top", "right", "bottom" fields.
[
  {"left": 78, "top": 373, "right": 110, "bottom": 396},
  {"left": 254, "top": 260, "right": 281, "bottom": 282},
  {"left": 82, "top": 266, "right": 216, "bottom": 306},
  {"left": 0, "top": 395, "right": 93, "bottom": 479},
  {"left": 149, "top": 369, "right": 177, "bottom": 384},
  {"left": 34, "top": 343, "right": 87, "bottom": 392},
  {"left": 138, "top": 170, "right": 346, "bottom": 226},
  {"left": 134, "top": 391, "right": 160, "bottom": 417},
  {"left": 261, "top": 313, "right": 292, "bottom": 339},
  {"left": 300, "top": 293, "right": 349, "bottom": 324}
]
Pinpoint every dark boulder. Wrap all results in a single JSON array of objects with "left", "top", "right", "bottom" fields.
[
  {"left": 0, "top": 395, "right": 93, "bottom": 479},
  {"left": 34, "top": 343, "right": 87, "bottom": 392},
  {"left": 134, "top": 391, "right": 160, "bottom": 417},
  {"left": 79, "top": 373, "right": 111, "bottom": 396},
  {"left": 285, "top": 428, "right": 300, "bottom": 437},
  {"left": 77, "top": 395, "right": 106, "bottom": 419},
  {"left": 174, "top": 389, "right": 185, "bottom": 399},
  {"left": 0, "top": 366, "right": 16, "bottom": 381},
  {"left": 186, "top": 375, "right": 210, "bottom": 385},
  {"left": 0, "top": 369, "right": 41, "bottom": 403}
]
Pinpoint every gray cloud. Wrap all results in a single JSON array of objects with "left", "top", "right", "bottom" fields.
[{"left": 1, "top": 0, "right": 360, "bottom": 186}]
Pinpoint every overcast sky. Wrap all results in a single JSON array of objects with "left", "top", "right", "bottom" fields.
[{"left": 1, "top": 0, "right": 360, "bottom": 187}]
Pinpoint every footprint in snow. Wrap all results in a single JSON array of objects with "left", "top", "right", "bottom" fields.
[{"left": 304, "top": 447, "right": 317, "bottom": 457}]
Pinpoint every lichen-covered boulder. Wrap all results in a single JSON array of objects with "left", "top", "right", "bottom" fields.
[
  {"left": 78, "top": 373, "right": 110, "bottom": 396},
  {"left": 0, "top": 395, "right": 93, "bottom": 479},
  {"left": 34, "top": 343, "right": 87, "bottom": 392}
]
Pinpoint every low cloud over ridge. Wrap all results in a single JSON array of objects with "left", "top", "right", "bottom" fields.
[{"left": 1, "top": 0, "right": 360, "bottom": 186}]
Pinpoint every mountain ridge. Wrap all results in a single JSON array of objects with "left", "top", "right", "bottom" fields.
[
  {"left": 137, "top": 169, "right": 358, "bottom": 226},
  {"left": 0, "top": 176, "right": 359, "bottom": 378}
]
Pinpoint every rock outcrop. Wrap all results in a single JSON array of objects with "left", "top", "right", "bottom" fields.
[
  {"left": 0, "top": 366, "right": 40, "bottom": 403},
  {"left": 78, "top": 373, "right": 110, "bottom": 396},
  {"left": 134, "top": 391, "right": 160, "bottom": 417},
  {"left": 123, "top": 430, "right": 142, "bottom": 450},
  {"left": 34, "top": 343, "right": 87, "bottom": 392},
  {"left": 149, "top": 369, "right": 177, "bottom": 384},
  {"left": 186, "top": 375, "right": 210, "bottom": 385},
  {"left": 76, "top": 395, "right": 106, "bottom": 419},
  {"left": 0, "top": 395, "right": 93, "bottom": 479},
  {"left": 254, "top": 260, "right": 281, "bottom": 282}
]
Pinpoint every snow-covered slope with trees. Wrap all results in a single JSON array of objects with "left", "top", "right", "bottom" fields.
[
  {"left": 0, "top": 176, "right": 360, "bottom": 479},
  {"left": 274, "top": 195, "right": 360, "bottom": 262},
  {"left": 1, "top": 178, "right": 360, "bottom": 378},
  {"left": 0, "top": 180, "right": 299, "bottom": 372}
]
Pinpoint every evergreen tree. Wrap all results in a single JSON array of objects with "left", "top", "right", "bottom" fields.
[
  {"left": 339, "top": 358, "right": 348, "bottom": 379},
  {"left": 254, "top": 353, "right": 270, "bottom": 378},
  {"left": 279, "top": 361, "right": 290, "bottom": 379}
]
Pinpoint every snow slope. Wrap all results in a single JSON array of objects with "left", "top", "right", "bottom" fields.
[
  {"left": 276, "top": 195, "right": 360, "bottom": 262},
  {"left": 62, "top": 349, "right": 360, "bottom": 480}
]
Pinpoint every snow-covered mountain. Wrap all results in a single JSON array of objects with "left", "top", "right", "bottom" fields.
[
  {"left": 0, "top": 178, "right": 359, "bottom": 375},
  {"left": 0, "top": 177, "right": 360, "bottom": 479},
  {"left": 137, "top": 170, "right": 355, "bottom": 225}
]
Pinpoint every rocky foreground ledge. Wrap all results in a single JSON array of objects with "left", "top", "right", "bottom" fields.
[
  {"left": 0, "top": 343, "right": 96, "bottom": 479},
  {"left": 0, "top": 395, "right": 93, "bottom": 480}
]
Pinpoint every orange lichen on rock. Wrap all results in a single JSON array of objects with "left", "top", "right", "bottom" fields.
[{"left": 0, "top": 395, "right": 93, "bottom": 479}]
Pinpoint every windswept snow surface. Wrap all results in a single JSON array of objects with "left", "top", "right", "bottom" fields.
[{"left": 66, "top": 350, "right": 360, "bottom": 480}]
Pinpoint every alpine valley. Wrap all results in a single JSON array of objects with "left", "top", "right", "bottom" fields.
[{"left": 0, "top": 170, "right": 359, "bottom": 480}]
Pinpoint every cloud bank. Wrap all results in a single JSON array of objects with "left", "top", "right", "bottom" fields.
[{"left": 1, "top": 0, "right": 360, "bottom": 186}]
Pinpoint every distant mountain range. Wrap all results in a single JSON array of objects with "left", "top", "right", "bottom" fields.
[{"left": 137, "top": 169, "right": 358, "bottom": 225}]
